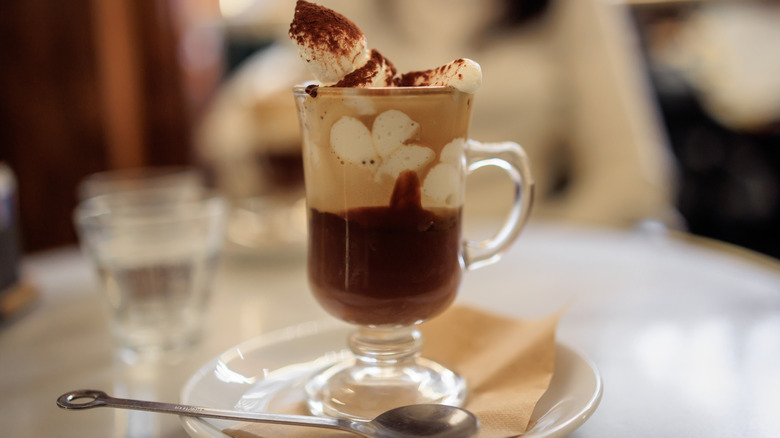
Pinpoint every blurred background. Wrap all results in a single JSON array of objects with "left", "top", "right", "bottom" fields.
[{"left": 1, "top": 0, "right": 778, "bottom": 261}]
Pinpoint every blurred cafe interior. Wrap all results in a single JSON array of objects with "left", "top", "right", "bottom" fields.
[
  {"left": 2, "top": 0, "right": 779, "bottom": 261},
  {"left": 2, "top": 0, "right": 780, "bottom": 436}
]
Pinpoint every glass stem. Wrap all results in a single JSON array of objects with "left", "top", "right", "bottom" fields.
[{"left": 348, "top": 326, "right": 422, "bottom": 366}]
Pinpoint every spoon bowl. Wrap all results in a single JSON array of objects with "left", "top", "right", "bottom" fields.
[
  {"left": 368, "top": 403, "right": 480, "bottom": 438},
  {"left": 57, "top": 389, "right": 479, "bottom": 438}
]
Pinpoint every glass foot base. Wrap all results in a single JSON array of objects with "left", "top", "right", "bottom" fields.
[{"left": 305, "top": 356, "right": 467, "bottom": 421}]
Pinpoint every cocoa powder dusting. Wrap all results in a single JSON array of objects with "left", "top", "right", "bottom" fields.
[
  {"left": 334, "top": 49, "right": 398, "bottom": 87},
  {"left": 289, "top": 0, "right": 363, "bottom": 57},
  {"left": 399, "top": 58, "right": 468, "bottom": 87},
  {"left": 399, "top": 70, "right": 433, "bottom": 87}
]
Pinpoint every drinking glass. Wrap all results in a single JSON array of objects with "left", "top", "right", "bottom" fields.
[
  {"left": 293, "top": 85, "right": 534, "bottom": 420},
  {"left": 77, "top": 166, "right": 205, "bottom": 201},
  {"left": 74, "top": 188, "right": 227, "bottom": 357}
]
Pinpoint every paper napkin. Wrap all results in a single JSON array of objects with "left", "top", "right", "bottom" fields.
[{"left": 225, "top": 305, "right": 559, "bottom": 438}]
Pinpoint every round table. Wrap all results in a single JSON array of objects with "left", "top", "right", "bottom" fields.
[{"left": 2, "top": 221, "right": 778, "bottom": 437}]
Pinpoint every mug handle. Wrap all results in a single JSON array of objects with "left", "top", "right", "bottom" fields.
[{"left": 463, "top": 139, "right": 535, "bottom": 270}]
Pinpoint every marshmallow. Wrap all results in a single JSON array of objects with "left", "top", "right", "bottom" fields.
[
  {"left": 376, "top": 145, "right": 435, "bottom": 181},
  {"left": 335, "top": 50, "right": 398, "bottom": 88},
  {"left": 423, "top": 163, "right": 461, "bottom": 206},
  {"left": 289, "top": 2, "right": 483, "bottom": 92},
  {"left": 289, "top": 1, "right": 371, "bottom": 84},
  {"left": 399, "top": 58, "right": 483, "bottom": 93},
  {"left": 330, "top": 116, "right": 380, "bottom": 168},
  {"left": 439, "top": 138, "right": 466, "bottom": 168},
  {"left": 372, "top": 110, "right": 420, "bottom": 158}
]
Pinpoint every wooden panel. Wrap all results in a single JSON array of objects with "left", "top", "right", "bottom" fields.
[
  {"left": 0, "top": 0, "right": 107, "bottom": 252},
  {"left": 90, "top": 0, "right": 146, "bottom": 168},
  {"left": 130, "top": 0, "right": 193, "bottom": 166},
  {"left": 0, "top": 0, "right": 219, "bottom": 252}
]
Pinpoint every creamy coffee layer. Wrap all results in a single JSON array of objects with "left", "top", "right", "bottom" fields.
[{"left": 295, "top": 87, "right": 473, "bottom": 213}]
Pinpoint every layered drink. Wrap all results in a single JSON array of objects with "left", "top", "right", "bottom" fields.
[
  {"left": 289, "top": 0, "right": 483, "bottom": 327},
  {"left": 295, "top": 87, "right": 474, "bottom": 326},
  {"left": 287, "top": 1, "right": 533, "bottom": 419}
]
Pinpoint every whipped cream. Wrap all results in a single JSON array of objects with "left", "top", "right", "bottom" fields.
[{"left": 289, "top": 1, "right": 482, "bottom": 93}]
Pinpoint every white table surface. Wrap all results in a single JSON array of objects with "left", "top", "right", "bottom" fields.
[{"left": 2, "top": 221, "right": 779, "bottom": 437}]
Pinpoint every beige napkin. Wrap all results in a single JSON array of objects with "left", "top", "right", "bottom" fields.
[{"left": 226, "top": 305, "right": 559, "bottom": 438}]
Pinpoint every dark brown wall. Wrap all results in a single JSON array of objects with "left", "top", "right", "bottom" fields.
[{"left": 0, "top": 0, "right": 221, "bottom": 253}]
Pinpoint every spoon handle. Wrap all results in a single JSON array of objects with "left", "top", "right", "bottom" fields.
[{"left": 57, "top": 389, "right": 366, "bottom": 436}]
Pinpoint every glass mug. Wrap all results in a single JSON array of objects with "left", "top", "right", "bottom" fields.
[{"left": 294, "top": 85, "right": 534, "bottom": 420}]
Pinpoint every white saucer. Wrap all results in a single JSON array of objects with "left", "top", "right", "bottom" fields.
[{"left": 180, "top": 320, "right": 602, "bottom": 438}]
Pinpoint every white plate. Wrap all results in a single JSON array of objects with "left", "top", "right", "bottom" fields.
[{"left": 180, "top": 320, "right": 602, "bottom": 438}]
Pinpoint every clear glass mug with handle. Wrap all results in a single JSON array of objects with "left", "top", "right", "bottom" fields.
[{"left": 294, "top": 85, "right": 534, "bottom": 420}]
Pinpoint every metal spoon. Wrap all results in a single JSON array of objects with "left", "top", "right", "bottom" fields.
[{"left": 57, "top": 389, "right": 479, "bottom": 438}]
